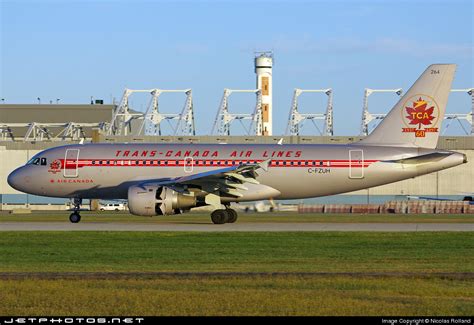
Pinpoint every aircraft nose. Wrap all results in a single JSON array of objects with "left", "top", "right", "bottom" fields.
[{"left": 7, "top": 167, "right": 25, "bottom": 192}]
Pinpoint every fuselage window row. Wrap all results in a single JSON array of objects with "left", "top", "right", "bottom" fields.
[{"left": 81, "top": 159, "right": 333, "bottom": 167}]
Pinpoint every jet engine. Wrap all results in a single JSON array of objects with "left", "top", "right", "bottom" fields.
[{"left": 128, "top": 185, "right": 197, "bottom": 216}]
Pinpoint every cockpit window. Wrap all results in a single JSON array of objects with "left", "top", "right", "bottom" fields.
[
  {"left": 29, "top": 158, "right": 40, "bottom": 165},
  {"left": 27, "top": 157, "right": 47, "bottom": 166}
]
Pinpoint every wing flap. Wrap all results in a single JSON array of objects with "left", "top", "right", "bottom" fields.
[{"left": 138, "top": 159, "right": 273, "bottom": 198}]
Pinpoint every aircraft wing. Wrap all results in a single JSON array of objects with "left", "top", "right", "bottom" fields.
[{"left": 139, "top": 159, "right": 272, "bottom": 198}]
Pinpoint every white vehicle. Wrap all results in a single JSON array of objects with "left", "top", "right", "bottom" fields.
[{"left": 99, "top": 203, "right": 127, "bottom": 211}]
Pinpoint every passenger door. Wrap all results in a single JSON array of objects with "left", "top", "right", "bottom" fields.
[{"left": 64, "top": 149, "right": 80, "bottom": 178}]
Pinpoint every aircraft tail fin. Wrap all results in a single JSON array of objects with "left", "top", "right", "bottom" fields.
[{"left": 359, "top": 64, "right": 456, "bottom": 149}]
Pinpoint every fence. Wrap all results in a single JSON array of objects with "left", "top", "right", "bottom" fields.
[{"left": 298, "top": 200, "right": 474, "bottom": 214}]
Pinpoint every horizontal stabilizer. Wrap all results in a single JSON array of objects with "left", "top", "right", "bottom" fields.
[{"left": 383, "top": 152, "right": 454, "bottom": 164}]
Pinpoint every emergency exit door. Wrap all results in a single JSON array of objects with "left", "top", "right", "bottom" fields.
[
  {"left": 349, "top": 149, "right": 364, "bottom": 179},
  {"left": 184, "top": 157, "right": 193, "bottom": 173}
]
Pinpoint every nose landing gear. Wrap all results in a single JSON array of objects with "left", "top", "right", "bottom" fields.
[
  {"left": 69, "top": 212, "right": 81, "bottom": 223},
  {"left": 69, "top": 198, "right": 82, "bottom": 223}
]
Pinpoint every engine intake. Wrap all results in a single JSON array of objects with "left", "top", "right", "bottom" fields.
[{"left": 128, "top": 185, "right": 197, "bottom": 216}]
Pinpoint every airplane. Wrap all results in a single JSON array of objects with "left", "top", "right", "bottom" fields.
[{"left": 7, "top": 64, "right": 467, "bottom": 224}]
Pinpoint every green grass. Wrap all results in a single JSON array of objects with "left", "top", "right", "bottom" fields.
[
  {"left": 1, "top": 276, "right": 473, "bottom": 316},
  {"left": 0, "top": 232, "right": 473, "bottom": 273},
  {"left": 2, "top": 211, "right": 474, "bottom": 223},
  {"left": 1, "top": 231, "right": 473, "bottom": 316}
]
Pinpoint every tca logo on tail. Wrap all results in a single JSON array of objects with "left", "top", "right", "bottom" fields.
[{"left": 402, "top": 94, "right": 440, "bottom": 138}]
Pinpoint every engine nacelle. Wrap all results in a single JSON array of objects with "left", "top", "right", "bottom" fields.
[{"left": 128, "top": 185, "right": 197, "bottom": 216}]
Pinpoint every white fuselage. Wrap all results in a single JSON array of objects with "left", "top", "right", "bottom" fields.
[{"left": 7, "top": 143, "right": 466, "bottom": 202}]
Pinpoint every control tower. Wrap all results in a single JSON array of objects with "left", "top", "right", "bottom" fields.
[{"left": 255, "top": 51, "right": 273, "bottom": 136}]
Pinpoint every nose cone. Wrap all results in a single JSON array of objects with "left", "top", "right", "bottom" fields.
[{"left": 7, "top": 167, "right": 27, "bottom": 193}]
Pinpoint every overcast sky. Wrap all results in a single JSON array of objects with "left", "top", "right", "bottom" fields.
[{"left": 1, "top": 0, "right": 472, "bottom": 135}]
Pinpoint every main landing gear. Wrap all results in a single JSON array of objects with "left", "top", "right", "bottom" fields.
[
  {"left": 69, "top": 198, "right": 82, "bottom": 223},
  {"left": 210, "top": 208, "right": 238, "bottom": 224}
]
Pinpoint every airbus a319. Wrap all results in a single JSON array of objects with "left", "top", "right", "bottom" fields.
[{"left": 8, "top": 64, "right": 466, "bottom": 224}]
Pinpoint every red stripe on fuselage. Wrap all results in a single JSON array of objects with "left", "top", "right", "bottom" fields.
[{"left": 59, "top": 159, "right": 378, "bottom": 169}]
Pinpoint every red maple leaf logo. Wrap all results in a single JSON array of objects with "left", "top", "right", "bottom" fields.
[
  {"left": 405, "top": 97, "right": 435, "bottom": 129},
  {"left": 50, "top": 160, "right": 61, "bottom": 170}
]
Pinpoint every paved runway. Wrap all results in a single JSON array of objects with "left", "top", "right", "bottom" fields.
[{"left": 1, "top": 222, "right": 473, "bottom": 232}]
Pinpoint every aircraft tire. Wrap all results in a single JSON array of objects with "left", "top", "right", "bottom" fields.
[
  {"left": 211, "top": 209, "right": 228, "bottom": 224},
  {"left": 226, "top": 209, "right": 238, "bottom": 223},
  {"left": 69, "top": 212, "right": 81, "bottom": 223}
]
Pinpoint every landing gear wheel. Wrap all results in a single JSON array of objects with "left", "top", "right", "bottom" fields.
[
  {"left": 70, "top": 198, "right": 83, "bottom": 223},
  {"left": 211, "top": 209, "right": 229, "bottom": 224},
  {"left": 69, "top": 212, "right": 81, "bottom": 223},
  {"left": 226, "top": 209, "right": 238, "bottom": 223}
]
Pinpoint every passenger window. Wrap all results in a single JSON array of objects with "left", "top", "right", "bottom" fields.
[{"left": 41, "top": 158, "right": 47, "bottom": 166}]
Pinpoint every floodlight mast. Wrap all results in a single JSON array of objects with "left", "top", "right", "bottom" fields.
[
  {"left": 360, "top": 88, "right": 403, "bottom": 136},
  {"left": 108, "top": 88, "right": 195, "bottom": 136},
  {"left": 211, "top": 89, "right": 263, "bottom": 136},
  {"left": 443, "top": 88, "right": 474, "bottom": 135},
  {"left": 285, "top": 88, "right": 333, "bottom": 136}
]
